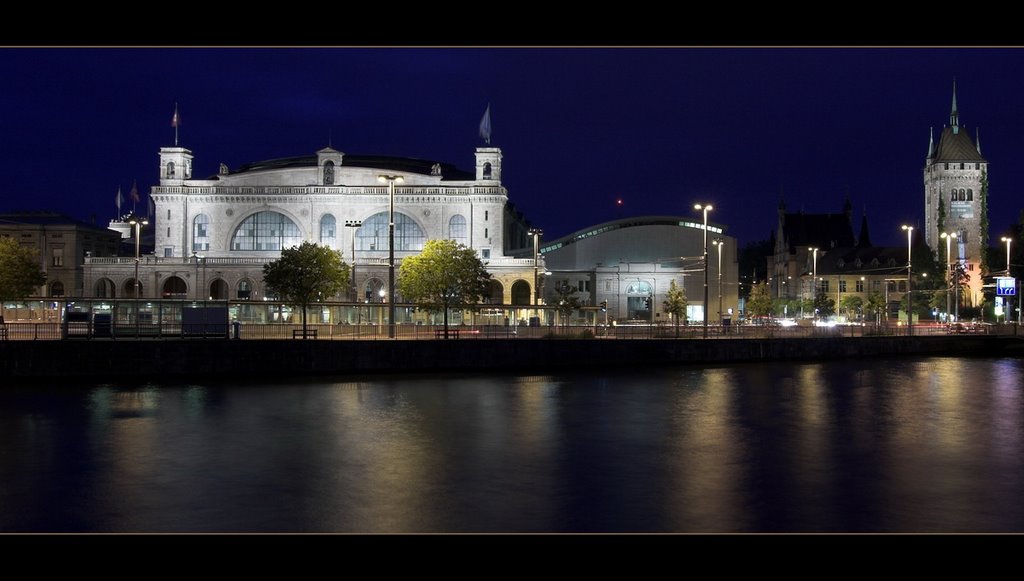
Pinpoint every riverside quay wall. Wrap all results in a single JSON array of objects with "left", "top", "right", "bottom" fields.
[{"left": 2, "top": 335, "right": 1023, "bottom": 379}]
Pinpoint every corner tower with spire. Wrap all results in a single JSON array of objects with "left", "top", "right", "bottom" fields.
[{"left": 923, "top": 80, "right": 987, "bottom": 305}]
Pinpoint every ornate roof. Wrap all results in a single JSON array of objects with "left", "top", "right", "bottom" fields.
[{"left": 933, "top": 127, "right": 985, "bottom": 162}]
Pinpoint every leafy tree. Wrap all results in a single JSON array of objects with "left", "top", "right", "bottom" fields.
[
  {"left": 662, "top": 279, "right": 687, "bottom": 336},
  {"left": 936, "top": 197, "right": 946, "bottom": 246},
  {"left": 552, "top": 280, "right": 581, "bottom": 327},
  {"left": 263, "top": 241, "right": 349, "bottom": 339},
  {"left": 813, "top": 289, "right": 835, "bottom": 318},
  {"left": 865, "top": 292, "right": 886, "bottom": 326},
  {"left": 747, "top": 281, "right": 773, "bottom": 318},
  {"left": 839, "top": 295, "right": 863, "bottom": 321},
  {"left": 0, "top": 236, "right": 46, "bottom": 306},
  {"left": 398, "top": 239, "right": 490, "bottom": 338}
]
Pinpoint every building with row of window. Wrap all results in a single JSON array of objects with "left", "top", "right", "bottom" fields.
[
  {"left": 0, "top": 212, "right": 123, "bottom": 300},
  {"left": 82, "top": 144, "right": 544, "bottom": 323}
]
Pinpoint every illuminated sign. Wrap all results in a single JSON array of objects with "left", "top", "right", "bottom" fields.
[{"left": 996, "top": 277, "right": 1016, "bottom": 296}]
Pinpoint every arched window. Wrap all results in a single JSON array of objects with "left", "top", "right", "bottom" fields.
[
  {"left": 162, "top": 276, "right": 188, "bottom": 299},
  {"left": 231, "top": 211, "right": 302, "bottom": 251},
  {"left": 209, "top": 279, "right": 229, "bottom": 300},
  {"left": 950, "top": 190, "right": 956, "bottom": 202},
  {"left": 510, "top": 280, "right": 531, "bottom": 305},
  {"left": 364, "top": 278, "right": 386, "bottom": 302},
  {"left": 237, "top": 279, "right": 252, "bottom": 300},
  {"left": 124, "top": 279, "right": 143, "bottom": 298},
  {"left": 448, "top": 214, "right": 467, "bottom": 245},
  {"left": 94, "top": 278, "right": 115, "bottom": 298},
  {"left": 355, "top": 212, "right": 425, "bottom": 252},
  {"left": 49, "top": 281, "right": 64, "bottom": 297},
  {"left": 193, "top": 214, "right": 210, "bottom": 252},
  {"left": 961, "top": 189, "right": 968, "bottom": 201},
  {"left": 320, "top": 214, "right": 336, "bottom": 248},
  {"left": 323, "top": 160, "right": 335, "bottom": 185},
  {"left": 967, "top": 188, "right": 973, "bottom": 201},
  {"left": 483, "top": 162, "right": 492, "bottom": 179},
  {"left": 625, "top": 281, "right": 652, "bottom": 295},
  {"left": 167, "top": 161, "right": 176, "bottom": 178}
]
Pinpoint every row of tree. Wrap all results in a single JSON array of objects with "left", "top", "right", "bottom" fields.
[{"left": 263, "top": 239, "right": 490, "bottom": 338}]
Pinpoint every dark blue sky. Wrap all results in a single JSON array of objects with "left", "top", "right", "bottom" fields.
[{"left": 2, "top": 47, "right": 1023, "bottom": 248}]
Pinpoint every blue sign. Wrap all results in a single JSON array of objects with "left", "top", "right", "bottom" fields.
[{"left": 997, "top": 277, "right": 1016, "bottom": 296}]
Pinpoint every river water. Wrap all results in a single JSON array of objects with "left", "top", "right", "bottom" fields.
[{"left": 2, "top": 356, "right": 1023, "bottom": 533}]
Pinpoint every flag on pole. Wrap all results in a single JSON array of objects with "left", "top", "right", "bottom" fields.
[
  {"left": 115, "top": 187, "right": 123, "bottom": 215},
  {"left": 171, "top": 102, "right": 180, "bottom": 146},
  {"left": 129, "top": 180, "right": 140, "bottom": 214},
  {"left": 479, "top": 103, "right": 491, "bottom": 145}
]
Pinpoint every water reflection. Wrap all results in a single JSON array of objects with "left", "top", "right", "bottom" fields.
[{"left": 1, "top": 357, "right": 1024, "bottom": 532}]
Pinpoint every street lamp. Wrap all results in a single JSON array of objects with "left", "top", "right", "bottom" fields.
[
  {"left": 694, "top": 203, "right": 713, "bottom": 338},
  {"left": 345, "top": 220, "right": 362, "bottom": 304},
  {"left": 902, "top": 225, "right": 913, "bottom": 336},
  {"left": 529, "top": 228, "right": 543, "bottom": 317},
  {"left": 128, "top": 215, "right": 148, "bottom": 298},
  {"left": 941, "top": 231, "right": 957, "bottom": 322},
  {"left": 712, "top": 238, "right": 723, "bottom": 323},
  {"left": 1002, "top": 236, "right": 1013, "bottom": 325},
  {"left": 1002, "top": 236, "right": 1013, "bottom": 277},
  {"left": 377, "top": 175, "right": 404, "bottom": 338},
  {"left": 810, "top": 247, "right": 818, "bottom": 320}
]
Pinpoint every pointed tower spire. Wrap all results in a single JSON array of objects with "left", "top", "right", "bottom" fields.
[
  {"left": 976, "top": 126, "right": 981, "bottom": 155},
  {"left": 927, "top": 126, "right": 935, "bottom": 159},
  {"left": 950, "top": 78, "right": 960, "bottom": 133},
  {"left": 858, "top": 208, "right": 872, "bottom": 248}
]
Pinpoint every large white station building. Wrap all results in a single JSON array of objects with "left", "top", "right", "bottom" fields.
[{"left": 84, "top": 144, "right": 541, "bottom": 314}]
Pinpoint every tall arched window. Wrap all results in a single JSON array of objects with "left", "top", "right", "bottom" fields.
[
  {"left": 355, "top": 212, "right": 425, "bottom": 252},
  {"left": 167, "top": 161, "right": 176, "bottom": 178},
  {"left": 966, "top": 188, "right": 973, "bottom": 201},
  {"left": 237, "top": 279, "right": 252, "bottom": 300},
  {"left": 231, "top": 211, "right": 302, "bottom": 251},
  {"left": 49, "top": 281, "right": 65, "bottom": 297},
  {"left": 323, "top": 160, "right": 335, "bottom": 185},
  {"left": 448, "top": 214, "right": 467, "bottom": 245},
  {"left": 320, "top": 214, "right": 336, "bottom": 248},
  {"left": 193, "top": 214, "right": 210, "bottom": 252},
  {"left": 483, "top": 162, "right": 492, "bottom": 179}
]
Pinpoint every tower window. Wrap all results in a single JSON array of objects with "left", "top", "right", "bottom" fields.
[
  {"left": 323, "top": 160, "right": 335, "bottom": 185},
  {"left": 167, "top": 161, "right": 175, "bottom": 178},
  {"left": 960, "top": 163, "right": 965, "bottom": 170},
  {"left": 483, "top": 162, "right": 492, "bottom": 179},
  {"left": 945, "top": 163, "right": 949, "bottom": 170},
  {"left": 966, "top": 189, "right": 973, "bottom": 201}
]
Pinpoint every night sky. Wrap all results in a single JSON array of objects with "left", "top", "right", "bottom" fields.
[{"left": 3, "top": 47, "right": 1023, "bottom": 249}]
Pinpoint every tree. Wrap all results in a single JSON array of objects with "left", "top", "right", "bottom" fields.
[
  {"left": 398, "top": 239, "right": 490, "bottom": 338},
  {"left": 865, "top": 292, "right": 886, "bottom": 326},
  {"left": 813, "top": 289, "right": 835, "bottom": 318},
  {"left": 747, "top": 281, "right": 773, "bottom": 319},
  {"left": 839, "top": 295, "right": 863, "bottom": 321},
  {"left": 662, "top": 279, "right": 687, "bottom": 336},
  {"left": 263, "top": 241, "right": 349, "bottom": 339},
  {"left": 0, "top": 237, "right": 46, "bottom": 306},
  {"left": 552, "top": 280, "right": 581, "bottom": 327}
]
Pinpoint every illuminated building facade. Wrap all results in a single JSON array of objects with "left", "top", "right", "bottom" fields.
[{"left": 84, "top": 144, "right": 540, "bottom": 320}]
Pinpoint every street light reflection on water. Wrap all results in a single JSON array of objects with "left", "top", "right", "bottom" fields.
[{"left": 4, "top": 357, "right": 1024, "bottom": 532}]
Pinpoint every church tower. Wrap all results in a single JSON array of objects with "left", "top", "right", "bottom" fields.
[{"left": 923, "top": 80, "right": 987, "bottom": 298}]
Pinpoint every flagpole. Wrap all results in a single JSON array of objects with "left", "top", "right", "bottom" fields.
[{"left": 174, "top": 102, "right": 179, "bottom": 146}]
